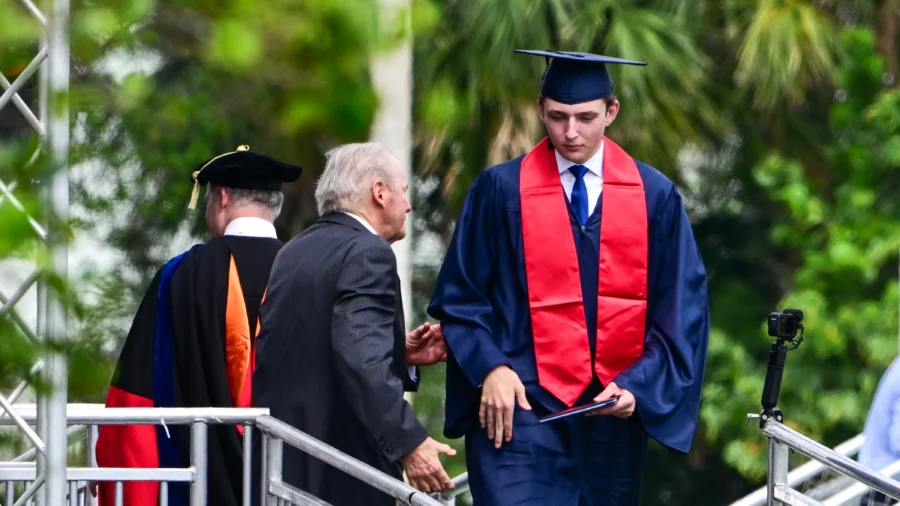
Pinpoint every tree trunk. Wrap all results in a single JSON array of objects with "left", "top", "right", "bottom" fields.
[
  {"left": 370, "top": 0, "right": 413, "bottom": 328},
  {"left": 875, "top": 0, "right": 899, "bottom": 85}
]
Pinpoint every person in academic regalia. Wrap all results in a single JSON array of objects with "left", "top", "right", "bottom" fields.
[
  {"left": 94, "top": 146, "right": 302, "bottom": 506},
  {"left": 252, "top": 142, "right": 455, "bottom": 506},
  {"left": 427, "top": 50, "right": 711, "bottom": 505}
]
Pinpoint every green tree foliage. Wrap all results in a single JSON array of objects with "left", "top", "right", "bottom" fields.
[
  {"left": 708, "top": 27, "right": 900, "bottom": 480},
  {"left": 1, "top": 0, "right": 392, "bottom": 396},
  {"left": 72, "top": 0, "right": 388, "bottom": 277}
]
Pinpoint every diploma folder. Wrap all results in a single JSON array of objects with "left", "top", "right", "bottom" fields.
[{"left": 536, "top": 397, "right": 619, "bottom": 424}]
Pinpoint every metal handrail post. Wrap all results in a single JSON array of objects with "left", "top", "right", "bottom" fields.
[
  {"left": 190, "top": 421, "right": 208, "bottom": 506},
  {"left": 259, "top": 434, "right": 268, "bottom": 506},
  {"left": 265, "top": 434, "right": 283, "bottom": 506},
  {"left": 242, "top": 425, "right": 252, "bottom": 506},
  {"left": 89, "top": 424, "right": 100, "bottom": 505},
  {"left": 768, "top": 438, "right": 789, "bottom": 506},
  {"left": 729, "top": 433, "right": 866, "bottom": 506}
]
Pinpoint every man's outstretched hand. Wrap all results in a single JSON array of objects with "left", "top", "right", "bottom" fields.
[
  {"left": 402, "top": 437, "right": 457, "bottom": 493},
  {"left": 406, "top": 322, "right": 447, "bottom": 366}
]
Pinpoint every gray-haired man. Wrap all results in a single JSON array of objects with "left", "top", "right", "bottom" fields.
[{"left": 253, "top": 142, "right": 455, "bottom": 505}]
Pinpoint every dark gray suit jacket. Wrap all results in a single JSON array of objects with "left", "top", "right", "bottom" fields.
[{"left": 252, "top": 212, "right": 427, "bottom": 506}]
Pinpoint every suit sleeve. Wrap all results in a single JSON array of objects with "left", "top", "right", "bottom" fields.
[
  {"left": 613, "top": 186, "right": 710, "bottom": 454},
  {"left": 331, "top": 242, "right": 428, "bottom": 462},
  {"left": 427, "top": 171, "right": 510, "bottom": 387}
]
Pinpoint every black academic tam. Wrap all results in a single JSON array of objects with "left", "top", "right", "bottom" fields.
[
  {"left": 515, "top": 49, "right": 646, "bottom": 105},
  {"left": 187, "top": 145, "right": 303, "bottom": 210}
]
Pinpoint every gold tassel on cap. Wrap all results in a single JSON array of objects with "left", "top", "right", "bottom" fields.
[
  {"left": 188, "top": 170, "right": 202, "bottom": 210},
  {"left": 187, "top": 145, "right": 251, "bottom": 210}
]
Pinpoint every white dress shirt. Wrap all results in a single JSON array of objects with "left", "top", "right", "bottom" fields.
[
  {"left": 341, "top": 211, "right": 418, "bottom": 381},
  {"left": 556, "top": 141, "right": 604, "bottom": 217},
  {"left": 223, "top": 217, "right": 278, "bottom": 239},
  {"left": 341, "top": 211, "right": 379, "bottom": 235}
]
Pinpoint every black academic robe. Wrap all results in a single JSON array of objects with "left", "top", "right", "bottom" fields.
[{"left": 96, "top": 235, "right": 282, "bottom": 506}]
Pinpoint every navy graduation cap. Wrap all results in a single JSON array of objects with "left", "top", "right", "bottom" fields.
[
  {"left": 187, "top": 145, "right": 303, "bottom": 210},
  {"left": 515, "top": 50, "right": 646, "bottom": 105}
]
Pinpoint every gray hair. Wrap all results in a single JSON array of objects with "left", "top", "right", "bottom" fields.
[
  {"left": 206, "top": 183, "right": 284, "bottom": 220},
  {"left": 314, "top": 142, "right": 395, "bottom": 216}
]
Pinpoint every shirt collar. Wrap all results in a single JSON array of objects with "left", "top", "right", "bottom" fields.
[
  {"left": 555, "top": 140, "right": 604, "bottom": 177},
  {"left": 223, "top": 217, "right": 278, "bottom": 239},
  {"left": 341, "top": 211, "right": 378, "bottom": 235}
]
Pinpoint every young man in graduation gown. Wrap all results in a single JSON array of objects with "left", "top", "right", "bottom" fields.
[
  {"left": 427, "top": 51, "right": 710, "bottom": 505},
  {"left": 94, "top": 146, "right": 302, "bottom": 506}
]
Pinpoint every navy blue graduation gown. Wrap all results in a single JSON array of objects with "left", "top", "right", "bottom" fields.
[{"left": 427, "top": 154, "right": 709, "bottom": 455}]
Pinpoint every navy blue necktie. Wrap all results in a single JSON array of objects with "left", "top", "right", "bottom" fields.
[{"left": 569, "top": 164, "right": 589, "bottom": 225}]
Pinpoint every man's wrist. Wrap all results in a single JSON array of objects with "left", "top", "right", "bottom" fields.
[
  {"left": 400, "top": 430, "right": 429, "bottom": 463},
  {"left": 478, "top": 364, "right": 511, "bottom": 387}
]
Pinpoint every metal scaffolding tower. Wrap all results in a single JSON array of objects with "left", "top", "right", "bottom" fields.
[{"left": 0, "top": 0, "right": 70, "bottom": 504}]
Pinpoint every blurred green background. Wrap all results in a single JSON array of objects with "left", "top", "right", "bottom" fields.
[{"left": 1, "top": 0, "right": 899, "bottom": 503}]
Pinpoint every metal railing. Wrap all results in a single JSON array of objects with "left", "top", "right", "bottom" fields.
[
  {"left": 434, "top": 473, "right": 469, "bottom": 505},
  {"left": 0, "top": 404, "right": 268, "bottom": 506},
  {"left": 822, "top": 459, "right": 900, "bottom": 505},
  {"left": 0, "top": 404, "right": 466, "bottom": 506},
  {"left": 754, "top": 417, "right": 900, "bottom": 506},
  {"left": 730, "top": 434, "right": 866, "bottom": 506},
  {"left": 256, "top": 415, "right": 444, "bottom": 506}
]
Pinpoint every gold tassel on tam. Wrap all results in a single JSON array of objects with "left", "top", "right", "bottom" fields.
[
  {"left": 188, "top": 170, "right": 202, "bottom": 210},
  {"left": 187, "top": 145, "right": 251, "bottom": 210}
]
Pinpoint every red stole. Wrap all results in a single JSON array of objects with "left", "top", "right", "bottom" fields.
[{"left": 520, "top": 137, "right": 648, "bottom": 406}]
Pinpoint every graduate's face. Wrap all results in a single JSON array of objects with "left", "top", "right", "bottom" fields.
[{"left": 538, "top": 97, "right": 619, "bottom": 164}]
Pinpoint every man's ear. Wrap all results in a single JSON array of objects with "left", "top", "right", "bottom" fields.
[
  {"left": 372, "top": 181, "right": 386, "bottom": 208},
  {"left": 537, "top": 98, "right": 546, "bottom": 122},
  {"left": 217, "top": 186, "right": 229, "bottom": 207},
  {"left": 606, "top": 100, "right": 620, "bottom": 125}
]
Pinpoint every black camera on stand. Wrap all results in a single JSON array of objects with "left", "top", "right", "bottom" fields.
[{"left": 759, "top": 309, "right": 805, "bottom": 426}]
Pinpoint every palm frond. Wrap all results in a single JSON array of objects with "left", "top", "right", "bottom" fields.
[{"left": 734, "top": 0, "right": 843, "bottom": 109}]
